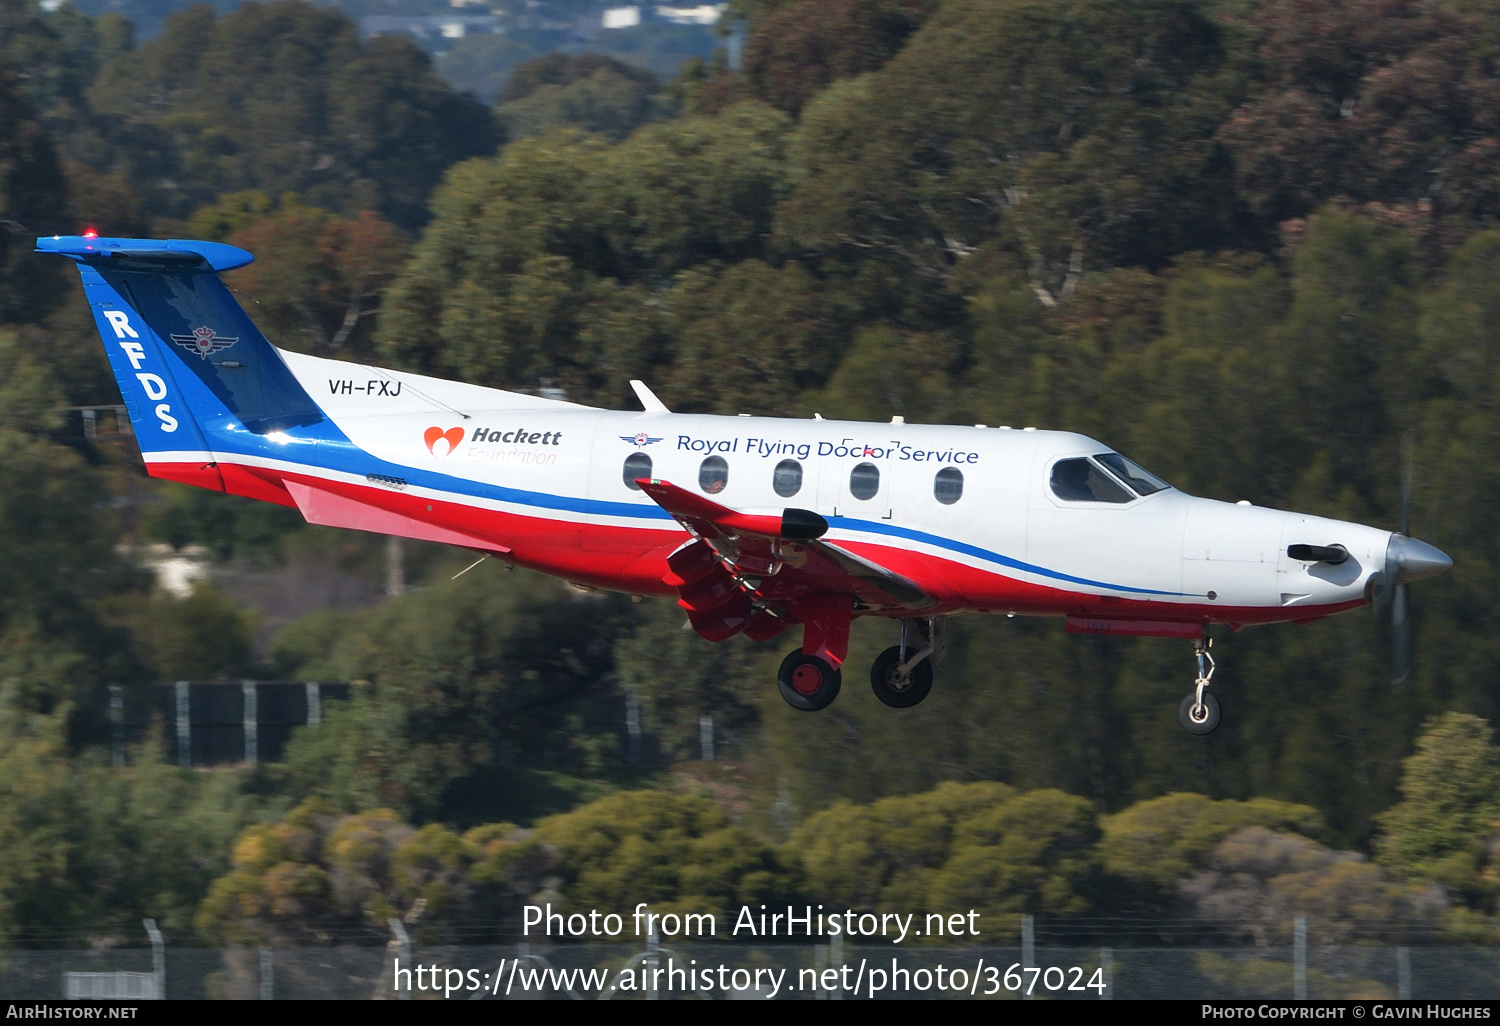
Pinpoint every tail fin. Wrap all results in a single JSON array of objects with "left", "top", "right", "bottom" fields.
[{"left": 36, "top": 236, "right": 325, "bottom": 488}]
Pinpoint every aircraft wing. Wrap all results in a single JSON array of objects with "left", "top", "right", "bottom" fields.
[{"left": 634, "top": 479, "right": 936, "bottom": 630}]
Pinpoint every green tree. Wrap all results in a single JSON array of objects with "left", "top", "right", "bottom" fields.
[
  {"left": 379, "top": 103, "right": 796, "bottom": 406},
  {"left": 1376, "top": 713, "right": 1500, "bottom": 907},
  {"left": 123, "top": 582, "right": 256, "bottom": 682},
  {"left": 927, "top": 789, "right": 1101, "bottom": 930},
  {"left": 614, "top": 597, "right": 764, "bottom": 762},
  {"left": 735, "top": 0, "right": 939, "bottom": 114},
  {"left": 274, "top": 569, "right": 635, "bottom": 822},
  {"left": 495, "top": 53, "right": 667, "bottom": 142},
  {"left": 1099, "top": 792, "right": 1324, "bottom": 890},
  {"left": 779, "top": 0, "right": 1250, "bottom": 293},
  {"left": 0, "top": 58, "right": 69, "bottom": 321},
  {"left": 197, "top": 799, "right": 554, "bottom": 948},
  {"left": 786, "top": 781, "right": 1016, "bottom": 911},
  {"left": 530, "top": 789, "right": 798, "bottom": 916},
  {"left": 87, "top": 1, "right": 499, "bottom": 228},
  {"left": 0, "top": 331, "right": 142, "bottom": 726},
  {"left": 0, "top": 714, "right": 257, "bottom": 946}
]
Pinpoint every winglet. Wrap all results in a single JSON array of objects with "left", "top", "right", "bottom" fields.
[{"left": 630, "top": 379, "right": 671, "bottom": 413}]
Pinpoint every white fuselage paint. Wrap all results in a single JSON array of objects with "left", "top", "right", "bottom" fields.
[{"left": 198, "top": 350, "right": 1394, "bottom": 625}]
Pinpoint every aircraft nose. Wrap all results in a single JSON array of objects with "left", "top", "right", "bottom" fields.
[{"left": 1388, "top": 534, "right": 1453, "bottom": 584}]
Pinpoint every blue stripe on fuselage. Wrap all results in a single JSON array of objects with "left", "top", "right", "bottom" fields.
[{"left": 206, "top": 420, "right": 1188, "bottom": 598}]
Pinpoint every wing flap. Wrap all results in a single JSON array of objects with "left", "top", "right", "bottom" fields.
[{"left": 636, "top": 478, "right": 936, "bottom": 614}]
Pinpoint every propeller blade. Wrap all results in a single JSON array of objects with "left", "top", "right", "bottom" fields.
[
  {"left": 1371, "top": 572, "right": 1392, "bottom": 618},
  {"left": 1391, "top": 582, "right": 1412, "bottom": 689}
]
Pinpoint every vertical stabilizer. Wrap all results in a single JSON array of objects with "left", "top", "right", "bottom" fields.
[{"left": 37, "top": 235, "right": 328, "bottom": 490}]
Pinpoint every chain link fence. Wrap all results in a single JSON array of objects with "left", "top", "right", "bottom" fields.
[{"left": 4, "top": 942, "right": 1499, "bottom": 999}]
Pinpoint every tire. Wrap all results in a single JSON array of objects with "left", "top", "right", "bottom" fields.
[
  {"left": 870, "top": 645, "right": 934, "bottom": 708},
  {"left": 1178, "top": 692, "right": 1222, "bottom": 735},
  {"left": 777, "top": 650, "right": 842, "bottom": 711}
]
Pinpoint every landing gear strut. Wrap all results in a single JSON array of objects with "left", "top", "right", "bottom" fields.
[
  {"left": 1178, "top": 637, "right": 1221, "bottom": 735},
  {"left": 870, "top": 617, "right": 944, "bottom": 709}
]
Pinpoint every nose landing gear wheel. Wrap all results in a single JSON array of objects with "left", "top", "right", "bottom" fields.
[
  {"left": 1178, "top": 692, "right": 1221, "bottom": 735},
  {"left": 777, "top": 650, "right": 842, "bottom": 711},
  {"left": 870, "top": 645, "right": 933, "bottom": 708}
]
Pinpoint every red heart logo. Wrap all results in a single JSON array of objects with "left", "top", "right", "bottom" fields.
[{"left": 424, "top": 426, "right": 465, "bottom": 457}]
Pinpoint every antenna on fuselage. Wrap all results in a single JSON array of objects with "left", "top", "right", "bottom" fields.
[{"left": 630, "top": 379, "right": 671, "bottom": 413}]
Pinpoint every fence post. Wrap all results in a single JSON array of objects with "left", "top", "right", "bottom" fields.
[
  {"left": 646, "top": 925, "right": 659, "bottom": 1001},
  {"left": 110, "top": 684, "right": 125, "bottom": 767},
  {"left": 830, "top": 932, "right": 843, "bottom": 1001},
  {"left": 1397, "top": 946, "right": 1411, "bottom": 1000},
  {"left": 175, "top": 682, "right": 191, "bottom": 768},
  {"left": 389, "top": 918, "right": 410, "bottom": 1001},
  {"left": 305, "top": 682, "right": 321, "bottom": 725},
  {"left": 1021, "top": 913, "right": 1036, "bottom": 1000},
  {"left": 242, "top": 680, "right": 258, "bottom": 764},
  {"left": 699, "top": 714, "right": 714, "bottom": 761},
  {"left": 143, "top": 919, "right": 164, "bottom": 1000},
  {"left": 259, "top": 946, "right": 273, "bottom": 1000},
  {"left": 626, "top": 690, "right": 641, "bottom": 764},
  {"left": 1293, "top": 914, "right": 1307, "bottom": 1000}
]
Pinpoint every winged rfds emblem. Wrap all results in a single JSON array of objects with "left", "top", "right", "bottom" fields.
[{"left": 170, "top": 325, "right": 239, "bottom": 360}]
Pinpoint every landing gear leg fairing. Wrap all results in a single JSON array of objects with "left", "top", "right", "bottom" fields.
[{"left": 39, "top": 236, "right": 1453, "bottom": 733}]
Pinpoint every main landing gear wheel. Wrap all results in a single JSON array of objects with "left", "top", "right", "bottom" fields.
[
  {"left": 777, "top": 650, "right": 842, "bottom": 711},
  {"left": 870, "top": 645, "right": 934, "bottom": 708},
  {"left": 1178, "top": 692, "right": 1221, "bottom": 735}
]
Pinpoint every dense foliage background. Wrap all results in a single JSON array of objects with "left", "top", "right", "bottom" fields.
[{"left": 2, "top": 0, "right": 1499, "bottom": 948}]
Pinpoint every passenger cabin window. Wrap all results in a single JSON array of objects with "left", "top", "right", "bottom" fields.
[
  {"left": 1050, "top": 457, "right": 1132, "bottom": 503},
  {"left": 850, "top": 462, "right": 880, "bottom": 500},
  {"left": 699, "top": 455, "right": 729, "bottom": 494},
  {"left": 1095, "top": 452, "right": 1171, "bottom": 496},
  {"left": 773, "top": 459, "right": 803, "bottom": 498},
  {"left": 934, "top": 467, "right": 964, "bottom": 505},
  {"left": 623, "top": 452, "right": 652, "bottom": 491}
]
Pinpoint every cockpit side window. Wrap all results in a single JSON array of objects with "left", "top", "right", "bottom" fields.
[
  {"left": 1095, "top": 452, "right": 1171, "bottom": 496},
  {"left": 1050, "top": 457, "right": 1134, "bottom": 503}
]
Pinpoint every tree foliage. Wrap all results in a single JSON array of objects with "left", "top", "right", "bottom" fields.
[
  {"left": 86, "top": 1, "right": 499, "bottom": 228},
  {"left": 1376, "top": 713, "right": 1500, "bottom": 908},
  {"left": 274, "top": 569, "right": 635, "bottom": 822},
  {"left": 0, "top": 58, "right": 69, "bottom": 321}
]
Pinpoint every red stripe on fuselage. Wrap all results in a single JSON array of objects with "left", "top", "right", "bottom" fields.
[{"left": 143, "top": 459, "right": 1363, "bottom": 629}]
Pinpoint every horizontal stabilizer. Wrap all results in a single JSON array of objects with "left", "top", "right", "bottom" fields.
[{"left": 36, "top": 235, "right": 254, "bottom": 271}]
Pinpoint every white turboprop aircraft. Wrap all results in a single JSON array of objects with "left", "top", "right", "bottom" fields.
[{"left": 39, "top": 235, "right": 1453, "bottom": 733}]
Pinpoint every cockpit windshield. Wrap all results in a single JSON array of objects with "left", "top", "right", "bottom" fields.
[
  {"left": 1051, "top": 458, "right": 1133, "bottom": 503},
  {"left": 1050, "top": 452, "right": 1174, "bottom": 503},
  {"left": 1094, "top": 452, "right": 1172, "bottom": 496}
]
